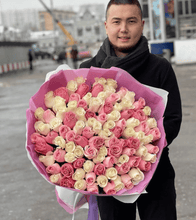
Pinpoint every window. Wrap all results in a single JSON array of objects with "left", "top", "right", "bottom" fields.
[
  {"left": 191, "top": 0, "right": 196, "bottom": 13},
  {"left": 143, "top": 4, "right": 149, "bottom": 18},
  {"left": 77, "top": 28, "right": 83, "bottom": 36},
  {"left": 178, "top": 1, "right": 183, "bottom": 15},
  {"left": 86, "top": 27, "right": 91, "bottom": 32},
  {"left": 95, "top": 26, "right": 100, "bottom": 35},
  {"left": 185, "top": 0, "right": 189, "bottom": 14}
]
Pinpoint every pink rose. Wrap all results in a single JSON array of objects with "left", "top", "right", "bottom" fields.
[
  {"left": 115, "top": 162, "right": 131, "bottom": 175},
  {"left": 84, "top": 146, "right": 98, "bottom": 159},
  {"left": 146, "top": 127, "right": 161, "bottom": 141},
  {"left": 87, "top": 183, "right": 99, "bottom": 193},
  {"left": 103, "top": 182, "right": 116, "bottom": 195},
  {"left": 134, "top": 121, "right": 150, "bottom": 134},
  {"left": 103, "top": 156, "right": 117, "bottom": 168},
  {"left": 96, "top": 113, "right": 107, "bottom": 124},
  {"left": 53, "top": 149, "right": 66, "bottom": 163},
  {"left": 74, "top": 135, "right": 89, "bottom": 148},
  {"left": 46, "top": 163, "right": 61, "bottom": 174},
  {"left": 133, "top": 110, "right": 147, "bottom": 121},
  {"left": 116, "top": 119, "right": 126, "bottom": 130},
  {"left": 39, "top": 151, "right": 55, "bottom": 166},
  {"left": 102, "top": 102, "right": 113, "bottom": 114},
  {"left": 65, "top": 130, "right": 76, "bottom": 142},
  {"left": 120, "top": 109, "right": 134, "bottom": 120},
  {"left": 108, "top": 145, "right": 122, "bottom": 158},
  {"left": 122, "top": 147, "right": 136, "bottom": 157},
  {"left": 82, "top": 126, "right": 95, "bottom": 139},
  {"left": 128, "top": 156, "right": 141, "bottom": 168},
  {"left": 86, "top": 172, "right": 96, "bottom": 185},
  {"left": 43, "top": 109, "right": 55, "bottom": 123},
  {"left": 76, "top": 83, "right": 89, "bottom": 98},
  {"left": 54, "top": 87, "right": 69, "bottom": 103},
  {"left": 94, "top": 163, "right": 106, "bottom": 176},
  {"left": 35, "top": 141, "right": 54, "bottom": 156},
  {"left": 31, "top": 132, "right": 44, "bottom": 144},
  {"left": 61, "top": 163, "right": 74, "bottom": 178},
  {"left": 91, "top": 83, "right": 104, "bottom": 97},
  {"left": 105, "top": 93, "right": 120, "bottom": 105},
  {"left": 59, "top": 125, "right": 71, "bottom": 139},
  {"left": 45, "top": 131, "right": 59, "bottom": 144},
  {"left": 63, "top": 111, "right": 77, "bottom": 129},
  {"left": 121, "top": 174, "right": 134, "bottom": 189},
  {"left": 77, "top": 99, "right": 88, "bottom": 110},
  {"left": 73, "top": 158, "right": 86, "bottom": 169},
  {"left": 85, "top": 110, "right": 96, "bottom": 120},
  {"left": 117, "top": 87, "right": 128, "bottom": 98},
  {"left": 145, "top": 144, "right": 159, "bottom": 154},
  {"left": 110, "top": 126, "right": 123, "bottom": 138},
  {"left": 133, "top": 97, "right": 146, "bottom": 110},
  {"left": 107, "top": 136, "right": 125, "bottom": 149},
  {"left": 125, "top": 137, "right": 140, "bottom": 150},
  {"left": 60, "top": 176, "right": 75, "bottom": 188},
  {"left": 68, "top": 93, "right": 80, "bottom": 102},
  {"left": 89, "top": 136, "right": 105, "bottom": 149},
  {"left": 138, "top": 160, "right": 151, "bottom": 171}
]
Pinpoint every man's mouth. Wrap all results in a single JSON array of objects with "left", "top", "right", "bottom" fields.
[{"left": 118, "top": 37, "right": 130, "bottom": 41}]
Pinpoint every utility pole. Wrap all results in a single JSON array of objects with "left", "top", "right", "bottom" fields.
[{"left": 50, "top": 0, "right": 58, "bottom": 51}]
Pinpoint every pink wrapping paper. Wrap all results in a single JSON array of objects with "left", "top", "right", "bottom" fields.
[{"left": 26, "top": 66, "right": 167, "bottom": 197}]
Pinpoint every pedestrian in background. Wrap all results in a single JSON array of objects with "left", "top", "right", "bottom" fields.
[
  {"left": 28, "top": 49, "right": 34, "bottom": 71},
  {"left": 80, "top": 0, "right": 182, "bottom": 219},
  {"left": 57, "top": 48, "right": 67, "bottom": 64},
  {"left": 71, "top": 45, "right": 78, "bottom": 69}
]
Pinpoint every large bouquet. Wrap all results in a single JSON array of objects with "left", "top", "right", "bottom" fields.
[{"left": 26, "top": 66, "right": 167, "bottom": 218}]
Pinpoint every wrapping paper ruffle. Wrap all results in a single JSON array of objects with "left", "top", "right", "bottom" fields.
[{"left": 26, "top": 66, "right": 167, "bottom": 218}]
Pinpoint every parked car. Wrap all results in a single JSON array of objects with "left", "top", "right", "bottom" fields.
[{"left": 34, "top": 51, "right": 52, "bottom": 59}]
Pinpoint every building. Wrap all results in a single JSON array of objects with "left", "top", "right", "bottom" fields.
[
  {"left": 1, "top": 9, "right": 40, "bottom": 31},
  {"left": 39, "top": 9, "right": 76, "bottom": 31},
  {"left": 139, "top": 0, "right": 196, "bottom": 40},
  {"left": 74, "top": 4, "right": 106, "bottom": 45}
]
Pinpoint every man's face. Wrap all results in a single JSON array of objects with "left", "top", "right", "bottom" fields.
[{"left": 105, "top": 4, "right": 145, "bottom": 56}]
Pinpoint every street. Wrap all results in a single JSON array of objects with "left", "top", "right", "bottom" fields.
[{"left": 0, "top": 58, "right": 195, "bottom": 220}]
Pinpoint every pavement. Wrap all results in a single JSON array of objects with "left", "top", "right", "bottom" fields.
[{"left": 0, "top": 58, "right": 195, "bottom": 220}]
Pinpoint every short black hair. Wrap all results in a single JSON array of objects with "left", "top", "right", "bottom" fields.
[{"left": 106, "top": 0, "right": 143, "bottom": 20}]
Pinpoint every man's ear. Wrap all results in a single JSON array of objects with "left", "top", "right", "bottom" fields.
[{"left": 104, "top": 21, "right": 108, "bottom": 35}]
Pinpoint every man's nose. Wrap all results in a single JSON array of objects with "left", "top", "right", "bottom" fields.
[{"left": 120, "top": 22, "right": 128, "bottom": 33}]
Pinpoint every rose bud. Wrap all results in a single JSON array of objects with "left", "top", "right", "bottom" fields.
[
  {"left": 46, "top": 163, "right": 61, "bottom": 174},
  {"left": 60, "top": 176, "right": 75, "bottom": 188},
  {"left": 103, "top": 182, "right": 116, "bottom": 195},
  {"left": 43, "top": 109, "right": 55, "bottom": 123},
  {"left": 44, "top": 91, "right": 55, "bottom": 109},
  {"left": 63, "top": 111, "right": 77, "bottom": 129},
  {"left": 54, "top": 87, "right": 69, "bottom": 103},
  {"left": 34, "top": 107, "right": 45, "bottom": 122},
  {"left": 53, "top": 148, "right": 66, "bottom": 163},
  {"left": 85, "top": 172, "right": 96, "bottom": 185},
  {"left": 59, "top": 125, "right": 71, "bottom": 139},
  {"left": 138, "top": 160, "right": 151, "bottom": 172},
  {"left": 83, "top": 160, "right": 95, "bottom": 173},
  {"left": 91, "top": 83, "right": 104, "bottom": 97},
  {"left": 50, "top": 173, "right": 63, "bottom": 185},
  {"left": 87, "top": 183, "right": 99, "bottom": 193},
  {"left": 35, "top": 141, "right": 53, "bottom": 156},
  {"left": 45, "top": 131, "right": 58, "bottom": 145},
  {"left": 39, "top": 151, "right": 54, "bottom": 166},
  {"left": 121, "top": 174, "right": 134, "bottom": 190},
  {"left": 74, "top": 180, "right": 87, "bottom": 191},
  {"left": 146, "top": 127, "right": 161, "bottom": 141},
  {"left": 61, "top": 163, "right": 74, "bottom": 178},
  {"left": 76, "top": 83, "right": 89, "bottom": 98},
  {"left": 145, "top": 144, "right": 159, "bottom": 154}
]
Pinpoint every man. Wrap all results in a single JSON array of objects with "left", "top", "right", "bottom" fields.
[
  {"left": 80, "top": 0, "right": 182, "bottom": 220},
  {"left": 71, "top": 45, "right": 78, "bottom": 69}
]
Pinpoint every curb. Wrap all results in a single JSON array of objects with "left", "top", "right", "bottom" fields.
[{"left": 0, "top": 61, "right": 30, "bottom": 74}]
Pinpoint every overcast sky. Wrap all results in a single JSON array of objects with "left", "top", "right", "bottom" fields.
[{"left": 0, "top": 0, "right": 107, "bottom": 11}]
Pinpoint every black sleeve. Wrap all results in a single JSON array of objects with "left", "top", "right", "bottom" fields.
[{"left": 161, "top": 64, "right": 182, "bottom": 146}]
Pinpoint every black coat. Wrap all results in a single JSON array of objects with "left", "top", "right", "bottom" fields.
[
  {"left": 80, "top": 36, "right": 182, "bottom": 147},
  {"left": 80, "top": 36, "right": 182, "bottom": 190}
]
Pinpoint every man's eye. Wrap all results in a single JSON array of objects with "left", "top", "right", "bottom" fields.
[{"left": 113, "top": 21, "right": 120, "bottom": 24}]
